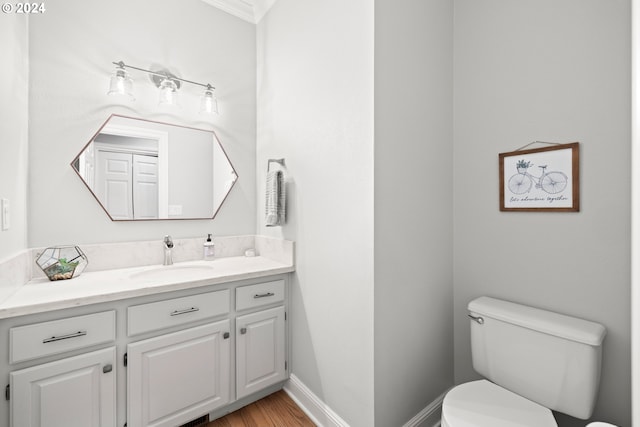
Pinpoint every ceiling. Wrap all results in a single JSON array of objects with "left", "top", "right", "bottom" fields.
[{"left": 201, "top": 0, "right": 278, "bottom": 24}]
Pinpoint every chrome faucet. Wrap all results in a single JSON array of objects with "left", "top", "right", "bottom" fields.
[{"left": 163, "top": 235, "right": 174, "bottom": 266}]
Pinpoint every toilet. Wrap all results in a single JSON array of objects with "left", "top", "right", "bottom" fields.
[{"left": 441, "top": 296, "right": 617, "bottom": 427}]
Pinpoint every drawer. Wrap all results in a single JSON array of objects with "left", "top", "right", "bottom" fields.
[
  {"left": 128, "top": 289, "right": 229, "bottom": 337},
  {"left": 236, "top": 280, "right": 285, "bottom": 311},
  {"left": 10, "top": 311, "right": 116, "bottom": 364}
]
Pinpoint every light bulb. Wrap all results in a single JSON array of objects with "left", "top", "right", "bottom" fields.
[
  {"left": 107, "top": 65, "right": 134, "bottom": 100},
  {"left": 158, "top": 78, "right": 178, "bottom": 107},
  {"left": 200, "top": 87, "right": 218, "bottom": 115}
]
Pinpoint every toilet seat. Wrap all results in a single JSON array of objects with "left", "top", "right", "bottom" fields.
[{"left": 441, "top": 380, "right": 557, "bottom": 427}]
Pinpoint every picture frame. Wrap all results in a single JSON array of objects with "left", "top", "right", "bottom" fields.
[{"left": 499, "top": 142, "right": 579, "bottom": 212}]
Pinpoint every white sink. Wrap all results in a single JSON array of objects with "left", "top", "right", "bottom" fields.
[{"left": 129, "top": 264, "right": 215, "bottom": 281}]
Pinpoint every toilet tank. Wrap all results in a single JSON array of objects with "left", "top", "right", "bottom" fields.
[{"left": 468, "top": 296, "right": 607, "bottom": 420}]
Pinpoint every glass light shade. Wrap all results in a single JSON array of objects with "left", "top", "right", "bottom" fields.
[
  {"left": 200, "top": 88, "right": 218, "bottom": 115},
  {"left": 107, "top": 67, "right": 134, "bottom": 100},
  {"left": 158, "top": 78, "right": 179, "bottom": 106}
]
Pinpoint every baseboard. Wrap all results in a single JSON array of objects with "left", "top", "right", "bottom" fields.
[
  {"left": 284, "top": 375, "right": 446, "bottom": 427},
  {"left": 284, "top": 374, "right": 350, "bottom": 427},
  {"left": 402, "top": 390, "right": 447, "bottom": 427}
]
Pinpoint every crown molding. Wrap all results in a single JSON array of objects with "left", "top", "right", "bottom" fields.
[{"left": 201, "top": 0, "right": 277, "bottom": 24}]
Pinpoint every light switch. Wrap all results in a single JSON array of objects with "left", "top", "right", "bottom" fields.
[
  {"left": 1, "top": 199, "right": 9, "bottom": 231},
  {"left": 168, "top": 205, "right": 183, "bottom": 216}
]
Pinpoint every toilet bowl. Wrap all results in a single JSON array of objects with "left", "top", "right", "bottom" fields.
[
  {"left": 441, "top": 380, "right": 619, "bottom": 427},
  {"left": 442, "top": 297, "right": 616, "bottom": 427},
  {"left": 441, "top": 380, "right": 556, "bottom": 427}
]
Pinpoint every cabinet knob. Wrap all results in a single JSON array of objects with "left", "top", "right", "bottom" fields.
[
  {"left": 240, "top": 327, "right": 247, "bottom": 334},
  {"left": 103, "top": 364, "right": 113, "bottom": 374},
  {"left": 223, "top": 332, "right": 230, "bottom": 339}
]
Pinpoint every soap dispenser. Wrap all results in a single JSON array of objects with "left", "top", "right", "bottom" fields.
[{"left": 203, "top": 234, "right": 215, "bottom": 260}]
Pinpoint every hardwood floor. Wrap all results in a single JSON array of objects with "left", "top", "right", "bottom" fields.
[{"left": 207, "top": 390, "right": 316, "bottom": 427}]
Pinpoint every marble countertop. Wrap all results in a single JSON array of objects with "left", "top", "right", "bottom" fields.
[{"left": 0, "top": 256, "right": 294, "bottom": 319}]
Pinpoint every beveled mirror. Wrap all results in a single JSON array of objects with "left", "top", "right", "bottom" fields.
[{"left": 71, "top": 114, "right": 238, "bottom": 220}]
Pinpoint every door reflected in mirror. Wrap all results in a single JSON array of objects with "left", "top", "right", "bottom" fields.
[{"left": 71, "top": 114, "right": 238, "bottom": 220}]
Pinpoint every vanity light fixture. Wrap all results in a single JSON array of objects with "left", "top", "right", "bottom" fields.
[{"left": 108, "top": 60, "right": 218, "bottom": 114}]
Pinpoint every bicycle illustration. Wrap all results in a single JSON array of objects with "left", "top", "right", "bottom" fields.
[{"left": 507, "top": 159, "right": 568, "bottom": 195}]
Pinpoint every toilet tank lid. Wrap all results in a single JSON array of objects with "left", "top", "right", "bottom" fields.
[{"left": 468, "top": 297, "right": 606, "bottom": 346}]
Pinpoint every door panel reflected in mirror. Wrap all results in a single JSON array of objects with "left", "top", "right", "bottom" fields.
[{"left": 71, "top": 114, "right": 238, "bottom": 221}]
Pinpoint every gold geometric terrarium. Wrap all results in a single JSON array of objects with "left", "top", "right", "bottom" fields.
[{"left": 35, "top": 246, "right": 88, "bottom": 281}]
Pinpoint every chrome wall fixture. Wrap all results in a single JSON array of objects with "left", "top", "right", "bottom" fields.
[{"left": 107, "top": 60, "right": 218, "bottom": 115}]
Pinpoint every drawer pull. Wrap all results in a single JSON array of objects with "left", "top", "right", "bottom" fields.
[
  {"left": 42, "top": 331, "right": 87, "bottom": 343},
  {"left": 170, "top": 307, "right": 200, "bottom": 316},
  {"left": 253, "top": 292, "right": 275, "bottom": 299}
]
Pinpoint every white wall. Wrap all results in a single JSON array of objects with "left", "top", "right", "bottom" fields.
[
  {"left": 0, "top": 14, "right": 29, "bottom": 260},
  {"left": 256, "top": 0, "right": 375, "bottom": 425},
  {"left": 374, "top": 0, "right": 454, "bottom": 426},
  {"left": 27, "top": 0, "right": 256, "bottom": 246},
  {"left": 633, "top": 2, "right": 640, "bottom": 424},
  {"left": 453, "top": 1, "right": 631, "bottom": 425}
]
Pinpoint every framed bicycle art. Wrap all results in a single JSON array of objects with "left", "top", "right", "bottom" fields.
[{"left": 499, "top": 142, "right": 580, "bottom": 212}]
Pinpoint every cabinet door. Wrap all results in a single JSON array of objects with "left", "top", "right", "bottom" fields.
[
  {"left": 10, "top": 347, "right": 116, "bottom": 427},
  {"left": 236, "top": 306, "right": 286, "bottom": 400},
  {"left": 127, "top": 321, "right": 230, "bottom": 427}
]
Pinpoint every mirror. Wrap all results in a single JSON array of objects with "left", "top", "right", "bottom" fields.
[{"left": 71, "top": 114, "right": 238, "bottom": 220}]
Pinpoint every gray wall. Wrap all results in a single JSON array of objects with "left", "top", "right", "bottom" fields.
[
  {"left": 374, "top": 0, "right": 454, "bottom": 426},
  {"left": 453, "top": 1, "right": 631, "bottom": 425},
  {"left": 27, "top": 0, "right": 256, "bottom": 246},
  {"left": 0, "top": 14, "right": 28, "bottom": 260},
  {"left": 256, "top": 0, "right": 376, "bottom": 425}
]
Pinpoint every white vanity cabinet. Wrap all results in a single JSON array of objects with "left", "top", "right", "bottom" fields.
[
  {"left": 0, "top": 274, "right": 289, "bottom": 427},
  {"left": 127, "top": 322, "right": 231, "bottom": 427},
  {"left": 235, "top": 280, "right": 287, "bottom": 400},
  {"left": 10, "top": 347, "right": 116, "bottom": 427},
  {"left": 7, "top": 311, "right": 117, "bottom": 427},
  {"left": 126, "top": 290, "right": 231, "bottom": 427}
]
